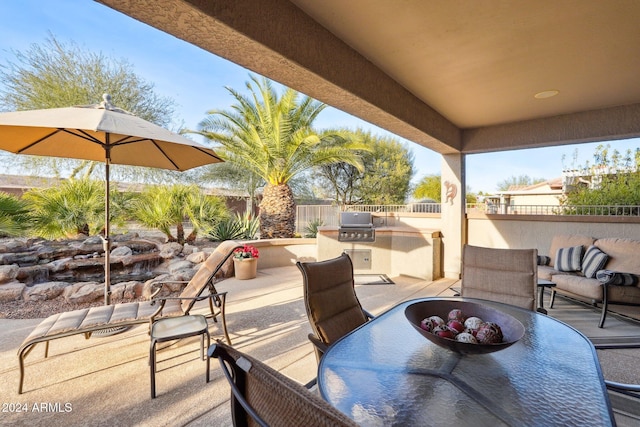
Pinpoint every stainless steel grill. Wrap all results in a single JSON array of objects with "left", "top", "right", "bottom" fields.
[{"left": 338, "top": 212, "right": 375, "bottom": 242}]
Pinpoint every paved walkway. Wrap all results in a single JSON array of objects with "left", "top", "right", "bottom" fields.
[{"left": 0, "top": 267, "right": 456, "bottom": 426}]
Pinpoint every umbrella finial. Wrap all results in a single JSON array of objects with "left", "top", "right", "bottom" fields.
[
  {"left": 101, "top": 94, "right": 113, "bottom": 110},
  {"left": 96, "top": 94, "right": 130, "bottom": 114}
]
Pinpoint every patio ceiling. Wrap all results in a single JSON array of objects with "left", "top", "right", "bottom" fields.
[{"left": 97, "top": 0, "right": 640, "bottom": 155}]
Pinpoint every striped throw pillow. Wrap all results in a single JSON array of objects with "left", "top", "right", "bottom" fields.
[
  {"left": 596, "top": 270, "right": 639, "bottom": 286},
  {"left": 537, "top": 255, "right": 551, "bottom": 266},
  {"left": 581, "top": 246, "right": 609, "bottom": 278},
  {"left": 554, "top": 245, "right": 583, "bottom": 272}
]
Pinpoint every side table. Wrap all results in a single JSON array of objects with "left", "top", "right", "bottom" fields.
[
  {"left": 150, "top": 314, "right": 210, "bottom": 398},
  {"left": 537, "top": 279, "right": 556, "bottom": 314}
]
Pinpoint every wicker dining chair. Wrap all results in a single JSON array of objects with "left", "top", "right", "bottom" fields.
[
  {"left": 297, "top": 253, "right": 374, "bottom": 362},
  {"left": 461, "top": 244, "right": 538, "bottom": 311},
  {"left": 209, "top": 342, "right": 358, "bottom": 427}
]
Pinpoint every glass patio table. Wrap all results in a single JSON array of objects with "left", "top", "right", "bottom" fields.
[{"left": 318, "top": 297, "right": 615, "bottom": 426}]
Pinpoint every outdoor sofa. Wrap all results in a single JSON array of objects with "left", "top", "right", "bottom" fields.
[{"left": 537, "top": 234, "right": 640, "bottom": 327}]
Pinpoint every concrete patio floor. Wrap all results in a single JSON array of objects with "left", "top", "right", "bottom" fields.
[
  {"left": 0, "top": 267, "right": 457, "bottom": 426},
  {"left": 1, "top": 266, "right": 638, "bottom": 426}
]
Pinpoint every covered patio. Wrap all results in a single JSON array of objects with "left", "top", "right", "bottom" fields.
[
  {"left": 5, "top": 1, "right": 639, "bottom": 424},
  {"left": 96, "top": 0, "right": 640, "bottom": 279},
  {"left": 2, "top": 263, "right": 639, "bottom": 425}
]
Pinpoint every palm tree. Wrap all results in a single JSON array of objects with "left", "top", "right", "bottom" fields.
[
  {"left": 133, "top": 184, "right": 228, "bottom": 243},
  {"left": 0, "top": 192, "right": 30, "bottom": 237},
  {"left": 191, "top": 75, "right": 367, "bottom": 238},
  {"left": 22, "top": 178, "right": 105, "bottom": 239}
]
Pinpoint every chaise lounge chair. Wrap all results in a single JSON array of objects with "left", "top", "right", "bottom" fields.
[{"left": 17, "top": 240, "right": 242, "bottom": 394}]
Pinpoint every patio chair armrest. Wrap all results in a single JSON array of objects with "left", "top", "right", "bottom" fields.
[
  {"left": 155, "top": 280, "right": 189, "bottom": 285},
  {"left": 151, "top": 291, "right": 228, "bottom": 304},
  {"left": 208, "top": 342, "right": 270, "bottom": 426},
  {"left": 150, "top": 292, "right": 228, "bottom": 328},
  {"left": 149, "top": 299, "right": 168, "bottom": 324},
  {"left": 148, "top": 280, "right": 189, "bottom": 299},
  {"left": 149, "top": 286, "right": 163, "bottom": 299},
  {"left": 308, "top": 333, "right": 329, "bottom": 353},
  {"left": 605, "top": 380, "right": 640, "bottom": 399}
]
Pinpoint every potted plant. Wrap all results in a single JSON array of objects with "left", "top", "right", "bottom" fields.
[{"left": 233, "top": 244, "right": 259, "bottom": 280}]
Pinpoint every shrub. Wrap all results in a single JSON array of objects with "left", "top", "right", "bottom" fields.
[
  {"left": 0, "top": 192, "right": 30, "bottom": 237},
  {"left": 207, "top": 212, "right": 259, "bottom": 241},
  {"left": 303, "top": 218, "right": 324, "bottom": 238}
]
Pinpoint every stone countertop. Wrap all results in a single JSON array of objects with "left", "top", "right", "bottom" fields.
[{"left": 319, "top": 225, "right": 442, "bottom": 238}]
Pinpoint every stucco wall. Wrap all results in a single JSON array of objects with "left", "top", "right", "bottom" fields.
[
  {"left": 246, "top": 215, "right": 639, "bottom": 279},
  {"left": 467, "top": 215, "right": 640, "bottom": 255},
  {"left": 241, "top": 238, "right": 318, "bottom": 269},
  {"left": 371, "top": 213, "right": 640, "bottom": 278}
]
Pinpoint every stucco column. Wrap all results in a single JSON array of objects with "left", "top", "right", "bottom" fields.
[{"left": 441, "top": 153, "right": 466, "bottom": 278}]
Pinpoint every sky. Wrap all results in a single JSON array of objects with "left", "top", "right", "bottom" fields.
[{"left": 0, "top": 0, "right": 638, "bottom": 195}]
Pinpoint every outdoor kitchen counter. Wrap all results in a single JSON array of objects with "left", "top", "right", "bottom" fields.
[{"left": 317, "top": 226, "right": 442, "bottom": 280}]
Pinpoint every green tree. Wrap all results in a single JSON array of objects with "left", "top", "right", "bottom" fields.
[
  {"left": 316, "top": 130, "right": 413, "bottom": 204},
  {"left": 413, "top": 174, "right": 442, "bottom": 202},
  {"left": 414, "top": 174, "right": 478, "bottom": 204},
  {"left": 191, "top": 75, "right": 367, "bottom": 238},
  {"left": 356, "top": 135, "right": 414, "bottom": 204},
  {"left": 496, "top": 175, "right": 546, "bottom": 191},
  {"left": 133, "top": 184, "right": 228, "bottom": 243},
  {"left": 195, "top": 162, "right": 263, "bottom": 215},
  {"left": 465, "top": 186, "right": 479, "bottom": 204},
  {"left": 184, "top": 190, "right": 231, "bottom": 240},
  {"left": 315, "top": 155, "right": 360, "bottom": 204},
  {"left": 562, "top": 144, "right": 640, "bottom": 213},
  {"left": 0, "top": 192, "right": 31, "bottom": 237},
  {"left": 0, "top": 34, "right": 181, "bottom": 183}
]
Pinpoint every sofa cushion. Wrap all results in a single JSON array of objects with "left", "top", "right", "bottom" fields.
[
  {"left": 595, "top": 238, "right": 640, "bottom": 275},
  {"left": 555, "top": 246, "right": 583, "bottom": 272},
  {"left": 548, "top": 235, "right": 595, "bottom": 268},
  {"left": 537, "top": 265, "right": 574, "bottom": 281},
  {"left": 552, "top": 274, "right": 603, "bottom": 301},
  {"left": 581, "top": 246, "right": 609, "bottom": 278}
]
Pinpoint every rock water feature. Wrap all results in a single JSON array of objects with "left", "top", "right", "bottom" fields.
[{"left": 0, "top": 233, "right": 220, "bottom": 305}]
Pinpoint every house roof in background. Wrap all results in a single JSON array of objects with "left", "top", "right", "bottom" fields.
[
  {"left": 500, "top": 177, "right": 563, "bottom": 195},
  {"left": 0, "top": 174, "right": 248, "bottom": 198}
]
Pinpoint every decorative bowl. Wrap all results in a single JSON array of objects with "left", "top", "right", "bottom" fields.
[{"left": 404, "top": 300, "right": 525, "bottom": 354}]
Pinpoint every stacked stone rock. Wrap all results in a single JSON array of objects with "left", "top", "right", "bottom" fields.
[{"left": 0, "top": 233, "right": 221, "bottom": 305}]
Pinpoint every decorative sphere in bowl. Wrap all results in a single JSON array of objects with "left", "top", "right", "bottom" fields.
[{"left": 404, "top": 300, "right": 525, "bottom": 354}]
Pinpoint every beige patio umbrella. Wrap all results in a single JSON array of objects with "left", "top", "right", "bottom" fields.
[{"left": 0, "top": 94, "right": 223, "bottom": 304}]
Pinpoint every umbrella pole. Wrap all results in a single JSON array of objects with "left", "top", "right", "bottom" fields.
[{"left": 104, "top": 146, "right": 111, "bottom": 305}]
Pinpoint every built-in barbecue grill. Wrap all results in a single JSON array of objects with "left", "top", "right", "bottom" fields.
[{"left": 338, "top": 212, "right": 376, "bottom": 242}]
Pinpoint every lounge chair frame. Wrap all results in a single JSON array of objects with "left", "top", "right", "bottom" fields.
[{"left": 17, "top": 241, "right": 242, "bottom": 394}]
